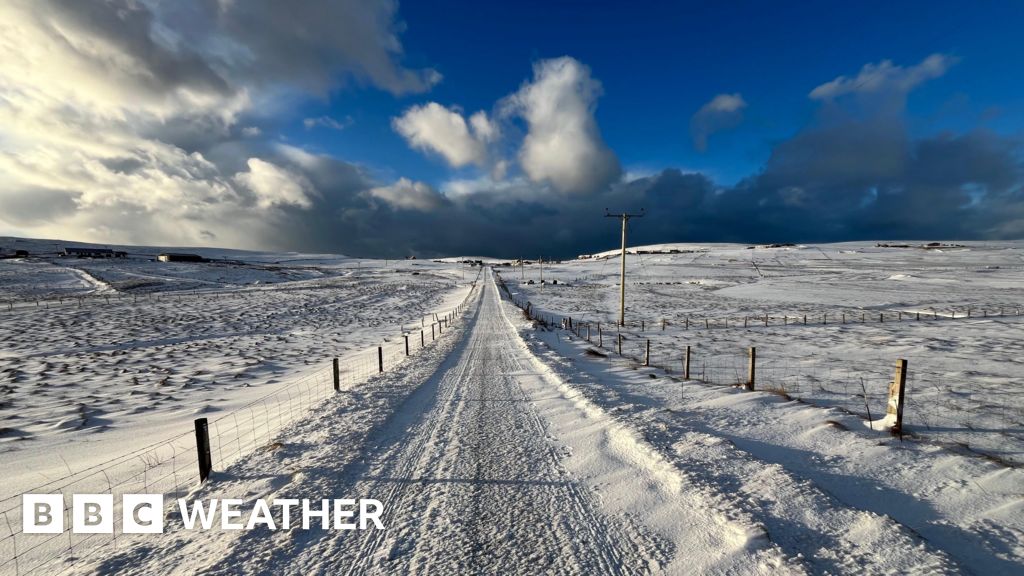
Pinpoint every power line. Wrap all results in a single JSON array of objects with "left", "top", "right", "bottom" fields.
[{"left": 605, "top": 208, "right": 644, "bottom": 326}]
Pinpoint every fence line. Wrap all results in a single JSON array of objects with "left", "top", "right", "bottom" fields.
[
  {"left": 0, "top": 271, "right": 481, "bottom": 575},
  {"left": 496, "top": 273, "right": 1023, "bottom": 468}
]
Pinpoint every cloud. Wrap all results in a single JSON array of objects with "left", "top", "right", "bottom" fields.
[
  {"left": 303, "top": 116, "right": 353, "bottom": 131},
  {"left": 809, "top": 54, "right": 956, "bottom": 101},
  {"left": 0, "top": 0, "right": 436, "bottom": 250},
  {"left": 392, "top": 103, "right": 493, "bottom": 167},
  {"left": 365, "top": 178, "right": 448, "bottom": 212},
  {"left": 233, "top": 158, "right": 315, "bottom": 209},
  {"left": 690, "top": 93, "right": 747, "bottom": 152},
  {"left": 503, "top": 57, "right": 621, "bottom": 194}
]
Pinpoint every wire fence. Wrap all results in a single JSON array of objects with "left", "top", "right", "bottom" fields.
[
  {"left": 499, "top": 280, "right": 1024, "bottom": 467},
  {"left": 539, "top": 305, "right": 1024, "bottom": 334},
  {"left": 0, "top": 274, "right": 480, "bottom": 575}
]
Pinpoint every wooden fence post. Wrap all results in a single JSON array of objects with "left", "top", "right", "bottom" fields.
[
  {"left": 684, "top": 345, "right": 691, "bottom": 380},
  {"left": 888, "top": 359, "right": 908, "bottom": 437},
  {"left": 661, "top": 319, "right": 666, "bottom": 331},
  {"left": 378, "top": 347, "right": 384, "bottom": 373},
  {"left": 421, "top": 329, "right": 425, "bottom": 347},
  {"left": 617, "top": 333, "right": 622, "bottom": 355},
  {"left": 432, "top": 324, "right": 435, "bottom": 340},
  {"left": 404, "top": 335, "right": 409, "bottom": 356},
  {"left": 645, "top": 339, "right": 650, "bottom": 366},
  {"left": 641, "top": 320, "right": 645, "bottom": 332},
  {"left": 685, "top": 316, "right": 689, "bottom": 329},
  {"left": 333, "top": 358, "right": 340, "bottom": 391},
  {"left": 587, "top": 323, "right": 591, "bottom": 342},
  {"left": 194, "top": 418, "right": 213, "bottom": 483},
  {"left": 747, "top": 347, "right": 756, "bottom": 391}
]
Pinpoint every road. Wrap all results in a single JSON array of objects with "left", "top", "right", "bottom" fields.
[{"left": 284, "top": 269, "right": 785, "bottom": 574}]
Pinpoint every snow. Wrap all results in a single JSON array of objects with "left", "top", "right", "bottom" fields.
[
  {"left": 508, "top": 240, "right": 1024, "bottom": 466},
  {"left": 0, "top": 238, "right": 475, "bottom": 513},
  {"left": 3, "top": 238, "right": 1022, "bottom": 574}
]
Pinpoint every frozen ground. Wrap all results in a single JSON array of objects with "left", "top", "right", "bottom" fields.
[
  {"left": 3, "top": 240, "right": 1022, "bottom": 574},
  {"left": 0, "top": 237, "right": 474, "bottom": 504},
  {"left": 62, "top": 270, "right": 1010, "bottom": 574},
  {"left": 508, "top": 241, "right": 1024, "bottom": 466}
]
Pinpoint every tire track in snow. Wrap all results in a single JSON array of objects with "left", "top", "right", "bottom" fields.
[{"left": 307, "top": 270, "right": 794, "bottom": 574}]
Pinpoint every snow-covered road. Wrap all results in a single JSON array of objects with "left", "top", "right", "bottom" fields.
[{"left": 277, "top": 270, "right": 789, "bottom": 574}]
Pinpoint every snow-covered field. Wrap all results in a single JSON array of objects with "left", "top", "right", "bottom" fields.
[
  {"left": 2, "top": 238, "right": 1022, "bottom": 574},
  {"left": 0, "top": 237, "right": 474, "bottom": 505},
  {"left": 507, "top": 241, "right": 1024, "bottom": 466}
]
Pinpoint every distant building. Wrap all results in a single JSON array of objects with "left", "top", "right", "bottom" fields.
[
  {"left": 158, "top": 253, "right": 205, "bottom": 263},
  {"left": 62, "top": 247, "right": 114, "bottom": 258}
]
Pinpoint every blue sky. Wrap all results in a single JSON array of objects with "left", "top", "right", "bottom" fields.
[
  {"left": 296, "top": 0, "right": 1024, "bottom": 186},
  {"left": 0, "top": 0, "right": 1022, "bottom": 257}
]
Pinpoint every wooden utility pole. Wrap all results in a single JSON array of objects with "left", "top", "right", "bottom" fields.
[{"left": 605, "top": 209, "right": 644, "bottom": 326}]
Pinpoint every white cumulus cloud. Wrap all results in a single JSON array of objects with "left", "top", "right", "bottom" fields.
[
  {"left": 503, "top": 57, "right": 620, "bottom": 194},
  {"left": 393, "top": 103, "right": 496, "bottom": 167},
  {"left": 809, "top": 54, "right": 956, "bottom": 100},
  {"left": 690, "top": 93, "right": 747, "bottom": 152}
]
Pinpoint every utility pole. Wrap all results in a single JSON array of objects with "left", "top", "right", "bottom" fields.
[{"left": 605, "top": 208, "right": 644, "bottom": 326}]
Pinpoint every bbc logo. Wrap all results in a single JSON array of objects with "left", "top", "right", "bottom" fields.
[{"left": 23, "top": 494, "right": 164, "bottom": 534}]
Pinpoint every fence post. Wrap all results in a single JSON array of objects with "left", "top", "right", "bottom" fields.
[
  {"left": 617, "top": 333, "right": 622, "bottom": 355},
  {"left": 333, "top": 358, "right": 340, "bottom": 391},
  {"left": 803, "top": 315, "right": 807, "bottom": 325},
  {"left": 685, "top": 316, "right": 689, "bottom": 329},
  {"left": 888, "top": 359, "right": 908, "bottom": 437},
  {"left": 684, "top": 345, "right": 691, "bottom": 380},
  {"left": 405, "top": 335, "right": 409, "bottom": 356},
  {"left": 880, "top": 312, "right": 884, "bottom": 323},
  {"left": 194, "top": 418, "right": 213, "bottom": 483},
  {"left": 378, "top": 347, "right": 384, "bottom": 373},
  {"left": 705, "top": 318, "right": 709, "bottom": 329},
  {"left": 421, "top": 329, "right": 425, "bottom": 347},
  {"left": 764, "top": 315, "right": 768, "bottom": 327},
  {"left": 644, "top": 339, "right": 650, "bottom": 366},
  {"left": 747, "top": 347, "right": 756, "bottom": 391},
  {"left": 823, "top": 314, "right": 827, "bottom": 325},
  {"left": 432, "top": 323, "right": 436, "bottom": 340},
  {"left": 641, "top": 320, "right": 645, "bottom": 332},
  {"left": 661, "top": 319, "right": 666, "bottom": 331},
  {"left": 587, "top": 323, "right": 591, "bottom": 342}
]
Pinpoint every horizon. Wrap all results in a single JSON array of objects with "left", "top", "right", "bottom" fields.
[
  {"left": 1, "top": 1, "right": 1022, "bottom": 258},
  {"left": 3, "top": 233, "right": 1017, "bottom": 262}
]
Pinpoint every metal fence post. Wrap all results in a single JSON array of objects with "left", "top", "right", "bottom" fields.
[{"left": 333, "top": 358, "right": 340, "bottom": 391}]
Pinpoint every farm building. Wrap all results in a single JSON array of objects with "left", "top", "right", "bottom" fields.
[
  {"left": 62, "top": 247, "right": 124, "bottom": 258},
  {"left": 157, "top": 253, "right": 205, "bottom": 263}
]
